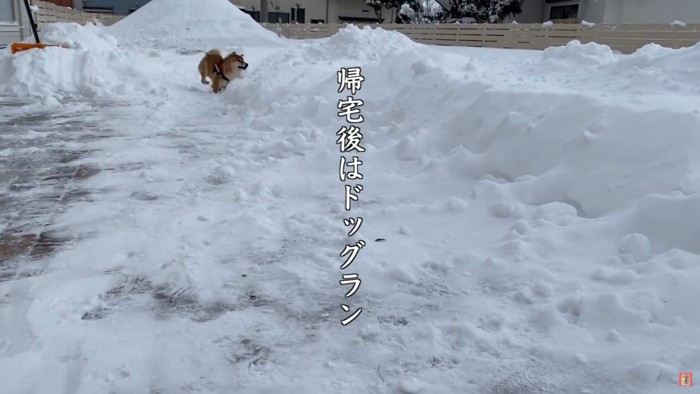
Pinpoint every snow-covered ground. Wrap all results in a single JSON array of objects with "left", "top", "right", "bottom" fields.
[{"left": 1, "top": 0, "right": 700, "bottom": 393}]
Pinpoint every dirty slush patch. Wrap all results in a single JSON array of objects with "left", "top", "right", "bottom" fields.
[{"left": 0, "top": 98, "right": 110, "bottom": 281}]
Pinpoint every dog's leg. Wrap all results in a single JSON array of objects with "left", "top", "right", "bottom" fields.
[
  {"left": 198, "top": 62, "right": 209, "bottom": 85},
  {"left": 200, "top": 71, "right": 209, "bottom": 85}
]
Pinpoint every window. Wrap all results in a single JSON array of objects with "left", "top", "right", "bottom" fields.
[
  {"left": 268, "top": 12, "right": 289, "bottom": 23},
  {"left": 84, "top": 7, "right": 115, "bottom": 14},
  {"left": 310, "top": 18, "right": 324, "bottom": 24},
  {"left": 291, "top": 7, "right": 305, "bottom": 23},
  {"left": 243, "top": 10, "right": 260, "bottom": 21},
  {"left": 241, "top": 10, "right": 289, "bottom": 23},
  {"left": 339, "top": 16, "right": 380, "bottom": 23},
  {"left": 549, "top": 4, "right": 578, "bottom": 19},
  {"left": 0, "top": 0, "right": 16, "bottom": 23}
]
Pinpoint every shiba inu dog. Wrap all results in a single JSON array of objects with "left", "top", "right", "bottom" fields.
[{"left": 197, "top": 49, "right": 248, "bottom": 93}]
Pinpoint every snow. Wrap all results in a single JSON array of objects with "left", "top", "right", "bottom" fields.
[
  {"left": 1, "top": 0, "right": 700, "bottom": 393},
  {"left": 543, "top": 20, "right": 554, "bottom": 27},
  {"left": 106, "top": 0, "right": 285, "bottom": 50},
  {"left": 671, "top": 20, "right": 687, "bottom": 27},
  {"left": 0, "top": 23, "right": 161, "bottom": 99}
]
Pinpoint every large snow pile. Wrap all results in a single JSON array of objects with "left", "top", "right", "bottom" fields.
[
  {"left": 2, "top": 19, "right": 700, "bottom": 394},
  {"left": 107, "top": 0, "right": 285, "bottom": 49},
  {"left": 174, "top": 28, "right": 700, "bottom": 392}
]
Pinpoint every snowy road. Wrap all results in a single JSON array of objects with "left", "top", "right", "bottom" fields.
[
  {"left": 1, "top": 68, "right": 691, "bottom": 394},
  {"left": 0, "top": 89, "right": 538, "bottom": 394},
  {"left": 0, "top": 88, "right": 412, "bottom": 392},
  {"left": 0, "top": 99, "right": 109, "bottom": 272}
]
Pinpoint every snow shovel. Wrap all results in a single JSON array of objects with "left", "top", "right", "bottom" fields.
[{"left": 10, "top": 0, "right": 67, "bottom": 54}]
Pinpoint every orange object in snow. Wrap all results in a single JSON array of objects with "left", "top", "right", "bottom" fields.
[{"left": 10, "top": 42, "right": 65, "bottom": 54}]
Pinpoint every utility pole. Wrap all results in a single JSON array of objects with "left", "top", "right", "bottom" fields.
[{"left": 260, "top": 0, "right": 268, "bottom": 23}]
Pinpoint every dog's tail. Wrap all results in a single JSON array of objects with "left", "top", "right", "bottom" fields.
[{"left": 206, "top": 49, "right": 221, "bottom": 56}]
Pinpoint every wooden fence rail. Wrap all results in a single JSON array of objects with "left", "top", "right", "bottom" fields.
[{"left": 31, "top": 0, "right": 700, "bottom": 55}]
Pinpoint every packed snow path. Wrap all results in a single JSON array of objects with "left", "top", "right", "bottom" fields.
[
  {"left": 0, "top": 98, "right": 111, "bottom": 271},
  {"left": 2, "top": 0, "right": 700, "bottom": 392}
]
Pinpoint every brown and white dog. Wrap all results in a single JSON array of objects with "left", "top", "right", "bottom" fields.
[{"left": 197, "top": 49, "right": 248, "bottom": 93}]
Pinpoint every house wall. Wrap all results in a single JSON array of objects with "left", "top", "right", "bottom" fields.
[
  {"left": 236, "top": 0, "right": 379, "bottom": 24},
  {"left": 0, "top": 0, "right": 20, "bottom": 47},
  {"left": 506, "top": 0, "right": 545, "bottom": 23},
  {"left": 39, "top": 0, "right": 71, "bottom": 6},
  {"left": 0, "top": 0, "right": 32, "bottom": 48},
  {"left": 235, "top": 0, "right": 327, "bottom": 23},
  {"left": 579, "top": 0, "right": 606, "bottom": 23},
  {"left": 327, "top": 0, "right": 381, "bottom": 23},
  {"left": 81, "top": 0, "right": 152, "bottom": 15},
  {"left": 236, "top": 0, "right": 381, "bottom": 23},
  {"left": 603, "top": 0, "right": 700, "bottom": 23},
  {"left": 522, "top": 0, "right": 700, "bottom": 24},
  {"left": 19, "top": 0, "right": 30, "bottom": 38}
]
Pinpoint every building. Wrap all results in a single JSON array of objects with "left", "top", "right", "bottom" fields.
[
  {"left": 34, "top": 0, "right": 382, "bottom": 22},
  {"left": 41, "top": 0, "right": 71, "bottom": 6},
  {"left": 41, "top": 0, "right": 240, "bottom": 14},
  {"left": 515, "top": 0, "right": 700, "bottom": 24},
  {"left": 38, "top": 0, "right": 380, "bottom": 21},
  {"left": 76, "top": 0, "right": 147, "bottom": 15},
  {"left": 0, "top": 0, "right": 32, "bottom": 48},
  {"left": 34, "top": 0, "right": 147, "bottom": 14},
  {"left": 232, "top": 0, "right": 382, "bottom": 24}
]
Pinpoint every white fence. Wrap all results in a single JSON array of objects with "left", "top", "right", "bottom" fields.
[{"left": 261, "top": 22, "right": 700, "bottom": 54}]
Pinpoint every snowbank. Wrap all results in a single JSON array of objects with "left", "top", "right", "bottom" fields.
[
  {"left": 540, "top": 39, "right": 617, "bottom": 68},
  {"left": 211, "top": 28, "right": 700, "bottom": 391},
  {"left": 532, "top": 40, "right": 700, "bottom": 100},
  {"left": 307, "top": 25, "right": 420, "bottom": 62},
  {"left": 0, "top": 24, "right": 163, "bottom": 98},
  {"left": 223, "top": 27, "right": 700, "bottom": 221},
  {"left": 225, "top": 25, "right": 425, "bottom": 117},
  {"left": 39, "top": 22, "right": 119, "bottom": 51},
  {"left": 107, "top": 0, "right": 285, "bottom": 49}
]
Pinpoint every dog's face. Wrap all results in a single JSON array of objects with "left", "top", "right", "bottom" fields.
[{"left": 227, "top": 52, "right": 248, "bottom": 70}]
